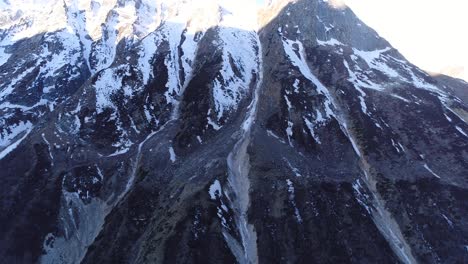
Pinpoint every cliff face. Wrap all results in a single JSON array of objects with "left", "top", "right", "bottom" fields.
[{"left": 0, "top": 0, "right": 467, "bottom": 263}]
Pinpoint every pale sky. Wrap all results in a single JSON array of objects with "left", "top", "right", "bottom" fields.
[{"left": 344, "top": 0, "right": 468, "bottom": 81}]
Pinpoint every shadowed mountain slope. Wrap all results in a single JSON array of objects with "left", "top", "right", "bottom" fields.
[{"left": 0, "top": 0, "right": 466, "bottom": 263}]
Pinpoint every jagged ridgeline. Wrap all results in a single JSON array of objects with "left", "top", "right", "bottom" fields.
[{"left": 0, "top": 0, "right": 467, "bottom": 263}]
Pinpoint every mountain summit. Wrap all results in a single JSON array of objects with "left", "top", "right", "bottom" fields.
[{"left": 0, "top": 0, "right": 467, "bottom": 263}]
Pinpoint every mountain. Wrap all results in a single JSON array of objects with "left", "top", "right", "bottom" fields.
[{"left": 0, "top": 0, "right": 467, "bottom": 263}]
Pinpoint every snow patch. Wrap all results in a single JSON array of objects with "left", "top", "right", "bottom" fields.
[
  {"left": 355, "top": 86, "right": 370, "bottom": 115},
  {"left": 169, "top": 146, "right": 176, "bottom": 162},
  {"left": 284, "top": 95, "right": 292, "bottom": 109},
  {"left": 207, "top": 116, "right": 221, "bottom": 131},
  {"left": 343, "top": 59, "right": 381, "bottom": 91},
  {"left": 293, "top": 79, "right": 300, "bottom": 93},
  {"left": 41, "top": 133, "right": 54, "bottom": 165},
  {"left": 455, "top": 126, "right": 467, "bottom": 137},
  {"left": 352, "top": 47, "right": 399, "bottom": 79},
  {"left": 286, "top": 121, "right": 294, "bottom": 146},
  {"left": 317, "top": 38, "right": 343, "bottom": 46},
  {"left": 391, "top": 139, "right": 404, "bottom": 153},
  {"left": 282, "top": 37, "right": 335, "bottom": 119},
  {"left": 266, "top": 130, "right": 286, "bottom": 144},
  {"left": 0, "top": 47, "right": 10, "bottom": 67},
  {"left": 444, "top": 114, "right": 452, "bottom": 122},
  {"left": 0, "top": 125, "right": 32, "bottom": 160},
  {"left": 391, "top": 94, "right": 411, "bottom": 103},
  {"left": 208, "top": 178, "right": 230, "bottom": 229},
  {"left": 352, "top": 179, "right": 372, "bottom": 214},
  {"left": 423, "top": 163, "right": 441, "bottom": 179},
  {"left": 285, "top": 159, "right": 302, "bottom": 177},
  {"left": 107, "top": 147, "right": 130, "bottom": 157},
  {"left": 212, "top": 26, "right": 258, "bottom": 121},
  {"left": 304, "top": 117, "right": 321, "bottom": 144},
  {"left": 442, "top": 214, "right": 454, "bottom": 228},
  {"left": 286, "top": 179, "right": 302, "bottom": 223},
  {"left": 0, "top": 67, "right": 36, "bottom": 100},
  {"left": 94, "top": 65, "right": 131, "bottom": 113},
  {"left": 0, "top": 121, "right": 33, "bottom": 148},
  {"left": 209, "top": 179, "right": 222, "bottom": 200}
]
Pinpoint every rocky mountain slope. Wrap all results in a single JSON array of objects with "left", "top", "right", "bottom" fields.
[{"left": 0, "top": 0, "right": 467, "bottom": 263}]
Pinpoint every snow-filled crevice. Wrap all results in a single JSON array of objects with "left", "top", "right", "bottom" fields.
[
  {"left": 281, "top": 36, "right": 337, "bottom": 145},
  {"left": 210, "top": 27, "right": 259, "bottom": 129},
  {"left": 137, "top": 19, "right": 205, "bottom": 121}
]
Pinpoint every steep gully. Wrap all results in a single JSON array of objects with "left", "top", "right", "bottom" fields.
[{"left": 223, "top": 34, "right": 263, "bottom": 264}]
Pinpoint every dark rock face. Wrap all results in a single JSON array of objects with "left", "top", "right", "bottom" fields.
[{"left": 0, "top": 0, "right": 467, "bottom": 263}]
